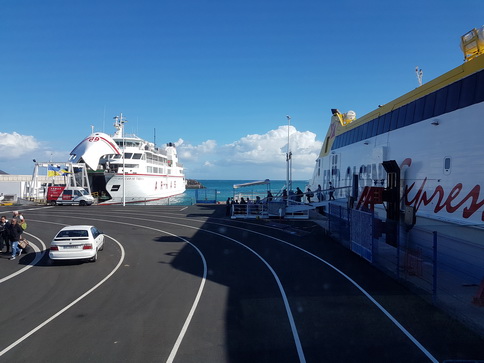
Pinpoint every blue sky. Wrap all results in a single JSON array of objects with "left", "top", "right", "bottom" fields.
[{"left": 1, "top": 0, "right": 483, "bottom": 180}]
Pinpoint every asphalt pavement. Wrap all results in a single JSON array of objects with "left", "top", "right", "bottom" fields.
[{"left": 0, "top": 204, "right": 483, "bottom": 363}]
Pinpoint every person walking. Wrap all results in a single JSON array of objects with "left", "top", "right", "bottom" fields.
[
  {"left": 295, "top": 187, "right": 303, "bottom": 203},
  {"left": 0, "top": 216, "right": 9, "bottom": 253},
  {"left": 329, "top": 182, "right": 335, "bottom": 200},
  {"left": 306, "top": 188, "right": 314, "bottom": 203},
  {"left": 7, "top": 218, "right": 23, "bottom": 260},
  {"left": 316, "top": 184, "right": 323, "bottom": 202}
]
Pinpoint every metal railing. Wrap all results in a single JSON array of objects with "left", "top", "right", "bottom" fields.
[{"left": 324, "top": 205, "right": 484, "bottom": 335}]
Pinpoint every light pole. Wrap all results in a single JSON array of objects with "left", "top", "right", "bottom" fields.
[
  {"left": 114, "top": 113, "right": 127, "bottom": 206},
  {"left": 286, "top": 115, "right": 292, "bottom": 202}
]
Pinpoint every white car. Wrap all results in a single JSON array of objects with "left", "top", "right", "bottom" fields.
[{"left": 49, "top": 225, "right": 104, "bottom": 262}]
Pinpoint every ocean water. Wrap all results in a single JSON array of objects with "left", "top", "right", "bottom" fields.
[{"left": 157, "top": 179, "right": 309, "bottom": 206}]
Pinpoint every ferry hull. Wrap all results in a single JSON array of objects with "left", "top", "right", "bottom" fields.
[
  {"left": 309, "top": 53, "right": 484, "bottom": 226},
  {"left": 99, "top": 174, "right": 185, "bottom": 205}
]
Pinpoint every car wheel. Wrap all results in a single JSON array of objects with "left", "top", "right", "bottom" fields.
[
  {"left": 90, "top": 251, "right": 98, "bottom": 262},
  {"left": 80, "top": 200, "right": 87, "bottom": 206}
]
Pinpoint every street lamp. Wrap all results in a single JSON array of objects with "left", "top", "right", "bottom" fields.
[
  {"left": 113, "top": 113, "right": 127, "bottom": 206},
  {"left": 286, "top": 115, "right": 292, "bottom": 202}
]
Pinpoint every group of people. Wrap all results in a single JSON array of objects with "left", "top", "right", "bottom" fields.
[
  {"left": 0, "top": 211, "right": 27, "bottom": 261},
  {"left": 284, "top": 183, "right": 336, "bottom": 204},
  {"left": 226, "top": 183, "right": 337, "bottom": 215},
  {"left": 304, "top": 182, "right": 335, "bottom": 203}
]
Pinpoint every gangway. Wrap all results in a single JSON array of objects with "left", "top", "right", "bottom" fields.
[{"left": 25, "top": 162, "right": 91, "bottom": 203}]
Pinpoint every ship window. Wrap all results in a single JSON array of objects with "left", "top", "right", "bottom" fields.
[
  {"left": 370, "top": 118, "right": 378, "bottom": 137},
  {"left": 397, "top": 104, "right": 407, "bottom": 128},
  {"left": 423, "top": 92, "right": 436, "bottom": 120},
  {"left": 459, "top": 73, "right": 477, "bottom": 108},
  {"left": 443, "top": 157, "right": 451, "bottom": 175},
  {"left": 124, "top": 153, "right": 133, "bottom": 159},
  {"left": 382, "top": 112, "right": 391, "bottom": 133},
  {"left": 445, "top": 81, "right": 461, "bottom": 113},
  {"left": 434, "top": 87, "right": 448, "bottom": 116},
  {"left": 348, "top": 131, "right": 353, "bottom": 145},
  {"left": 111, "top": 185, "right": 120, "bottom": 192},
  {"left": 361, "top": 123, "right": 369, "bottom": 139},
  {"left": 356, "top": 125, "right": 363, "bottom": 142},
  {"left": 333, "top": 136, "right": 340, "bottom": 149},
  {"left": 133, "top": 153, "right": 142, "bottom": 159},
  {"left": 362, "top": 121, "right": 370, "bottom": 139},
  {"left": 336, "top": 134, "right": 342, "bottom": 148},
  {"left": 404, "top": 101, "right": 415, "bottom": 126},
  {"left": 389, "top": 109, "right": 399, "bottom": 131},
  {"left": 147, "top": 166, "right": 152, "bottom": 173},
  {"left": 413, "top": 97, "right": 425, "bottom": 124},
  {"left": 377, "top": 116, "right": 385, "bottom": 135},
  {"left": 340, "top": 133, "right": 347, "bottom": 148},
  {"left": 476, "top": 70, "right": 484, "bottom": 103}
]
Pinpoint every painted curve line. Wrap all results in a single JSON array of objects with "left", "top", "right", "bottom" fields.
[
  {"left": 0, "top": 232, "right": 46, "bottom": 284},
  {"left": 97, "top": 213, "right": 307, "bottom": 363},
  {"left": 122, "top": 212, "right": 438, "bottom": 363},
  {"left": 39, "top": 212, "right": 305, "bottom": 362},
  {"left": 27, "top": 213, "right": 208, "bottom": 363},
  {"left": 207, "top": 219, "right": 439, "bottom": 363},
  {"left": 0, "top": 235, "right": 125, "bottom": 357}
]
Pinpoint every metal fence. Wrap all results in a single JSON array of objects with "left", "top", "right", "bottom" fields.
[{"left": 325, "top": 204, "right": 484, "bottom": 334}]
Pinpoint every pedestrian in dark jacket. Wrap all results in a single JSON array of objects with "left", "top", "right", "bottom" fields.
[
  {"left": 7, "top": 218, "right": 23, "bottom": 260},
  {"left": 0, "top": 216, "right": 9, "bottom": 253}
]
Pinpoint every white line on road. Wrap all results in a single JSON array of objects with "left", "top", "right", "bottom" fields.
[
  {"left": 0, "top": 233, "right": 46, "bottom": 284},
  {"left": 0, "top": 235, "right": 125, "bottom": 358}
]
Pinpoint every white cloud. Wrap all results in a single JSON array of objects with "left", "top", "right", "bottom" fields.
[
  {"left": 0, "top": 132, "right": 69, "bottom": 174},
  {"left": 177, "top": 139, "right": 217, "bottom": 161},
  {"left": 0, "top": 127, "right": 322, "bottom": 180},
  {"left": 180, "top": 125, "right": 322, "bottom": 180},
  {"left": 0, "top": 132, "right": 40, "bottom": 159}
]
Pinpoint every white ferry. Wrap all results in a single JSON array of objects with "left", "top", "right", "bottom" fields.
[
  {"left": 308, "top": 26, "right": 484, "bottom": 225},
  {"left": 69, "top": 114, "right": 186, "bottom": 204}
]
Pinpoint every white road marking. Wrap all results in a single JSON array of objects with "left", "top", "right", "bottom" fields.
[
  {"left": 28, "top": 210, "right": 438, "bottom": 362},
  {"left": 0, "top": 233, "right": 46, "bottom": 284},
  {"left": 97, "top": 213, "right": 306, "bottom": 362},
  {"left": 165, "top": 239, "right": 207, "bottom": 363},
  {"left": 207, "top": 219, "right": 439, "bottom": 363},
  {"left": 121, "top": 212, "right": 438, "bottom": 363},
  {"left": 0, "top": 235, "right": 125, "bottom": 358},
  {"left": 22, "top": 215, "right": 209, "bottom": 363},
  {"left": 30, "top": 212, "right": 303, "bottom": 362}
]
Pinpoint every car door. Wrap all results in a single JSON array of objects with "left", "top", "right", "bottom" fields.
[{"left": 91, "top": 227, "right": 104, "bottom": 250}]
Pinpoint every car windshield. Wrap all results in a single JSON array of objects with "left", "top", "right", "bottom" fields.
[{"left": 56, "top": 230, "right": 89, "bottom": 238}]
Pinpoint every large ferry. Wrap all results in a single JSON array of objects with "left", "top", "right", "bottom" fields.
[
  {"left": 69, "top": 114, "right": 186, "bottom": 204},
  {"left": 308, "top": 26, "right": 484, "bottom": 225}
]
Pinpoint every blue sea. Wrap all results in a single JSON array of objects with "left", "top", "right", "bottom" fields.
[{"left": 159, "top": 180, "right": 309, "bottom": 206}]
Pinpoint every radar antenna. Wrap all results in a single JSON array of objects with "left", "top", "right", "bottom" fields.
[{"left": 415, "top": 66, "right": 423, "bottom": 86}]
